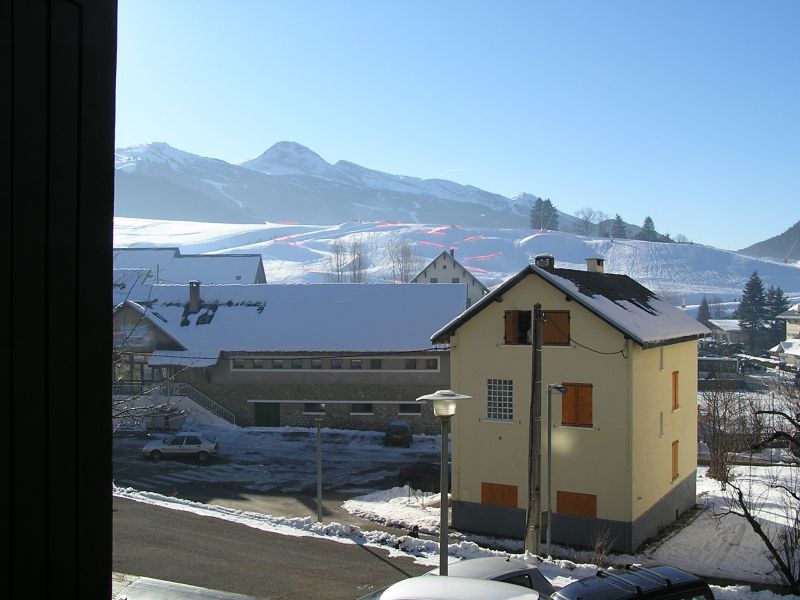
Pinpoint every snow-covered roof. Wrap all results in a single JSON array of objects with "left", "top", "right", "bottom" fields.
[
  {"left": 777, "top": 304, "right": 800, "bottom": 320},
  {"left": 113, "top": 247, "right": 266, "bottom": 284},
  {"left": 708, "top": 319, "right": 742, "bottom": 332},
  {"left": 113, "top": 268, "right": 154, "bottom": 306},
  {"left": 119, "top": 283, "right": 467, "bottom": 360},
  {"left": 433, "top": 263, "right": 710, "bottom": 348},
  {"left": 775, "top": 339, "right": 800, "bottom": 357}
]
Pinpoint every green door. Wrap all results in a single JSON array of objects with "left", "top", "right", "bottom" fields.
[{"left": 254, "top": 402, "right": 280, "bottom": 426}]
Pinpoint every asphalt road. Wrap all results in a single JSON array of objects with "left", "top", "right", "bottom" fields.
[{"left": 113, "top": 496, "right": 431, "bottom": 599}]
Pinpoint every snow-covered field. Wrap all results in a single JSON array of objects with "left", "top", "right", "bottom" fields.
[
  {"left": 114, "top": 422, "right": 799, "bottom": 599},
  {"left": 113, "top": 217, "right": 800, "bottom": 306}
]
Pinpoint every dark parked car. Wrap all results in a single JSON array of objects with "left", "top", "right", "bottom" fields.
[
  {"left": 399, "top": 461, "right": 450, "bottom": 492},
  {"left": 384, "top": 420, "right": 413, "bottom": 447},
  {"left": 551, "top": 564, "right": 714, "bottom": 600}
]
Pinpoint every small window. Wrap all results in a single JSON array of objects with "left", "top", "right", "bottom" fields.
[
  {"left": 504, "top": 310, "right": 532, "bottom": 345},
  {"left": 271, "top": 359, "right": 284, "bottom": 369},
  {"left": 672, "top": 440, "right": 680, "bottom": 481},
  {"left": 452, "top": 277, "right": 459, "bottom": 283},
  {"left": 311, "top": 358, "right": 322, "bottom": 369},
  {"left": 557, "top": 490, "right": 597, "bottom": 517},
  {"left": 405, "top": 359, "right": 417, "bottom": 370},
  {"left": 424, "top": 358, "right": 438, "bottom": 370},
  {"left": 562, "top": 383, "right": 593, "bottom": 427},
  {"left": 430, "top": 277, "right": 438, "bottom": 283},
  {"left": 350, "top": 403, "right": 373, "bottom": 414},
  {"left": 399, "top": 404, "right": 421, "bottom": 415},
  {"left": 251, "top": 359, "right": 264, "bottom": 369},
  {"left": 291, "top": 358, "right": 303, "bottom": 369},
  {"left": 303, "top": 403, "right": 325, "bottom": 414},
  {"left": 370, "top": 359, "right": 382, "bottom": 370},
  {"left": 235, "top": 275, "right": 242, "bottom": 281},
  {"left": 672, "top": 371, "right": 680, "bottom": 410},
  {"left": 350, "top": 359, "right": 362, "bottom": 370},
  {"left": 232, "top": 358, "right": 245, "bottom": 369},
  {"left": 330, "top": 359, "right": 342, "bottom": 369},
  {"left": 487, "top": 379, "right": 513, "bottom": 420},
  {"left": 543, "top": 310, "right": 570, "bottom": 345}
]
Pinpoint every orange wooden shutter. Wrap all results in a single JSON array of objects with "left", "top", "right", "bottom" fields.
[
  {"left": 481, "top": 482, "right": 518, "bottom": 507},
  {"left": 543, "top": 311, "right": 570, "bottom": 345},
  {"left": 562, "top": 385, "right": 577, "bottom": 425},
  {"left": 504, "top": 311, "right": 518, "bottom": 344},
  {"left": 672, "top": 440, "right": 679, "bottom": 480},
  {"left": 576, "top": 384, "right": 593, "bottom": 427},
  {"left": 556, "top": 491, "right": 597, "bottom": 517}
]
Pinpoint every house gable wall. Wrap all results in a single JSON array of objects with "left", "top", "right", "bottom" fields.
[
  {"left": 412, "top": 252, "right": 486, "bottom": 307},
  {"left": 449, "top": 273, "right": 632, "bottom": 527}
]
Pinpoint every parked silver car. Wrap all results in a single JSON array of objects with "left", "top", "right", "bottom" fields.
[
  {"left": 142, "top": 432, "right": 219, "bottom": 462},
  {"left": 356, "top": 575, "right": 539, "bottom": 600},
  {"left": 425, "top": 557, "right": 555, "bottom": 596}
]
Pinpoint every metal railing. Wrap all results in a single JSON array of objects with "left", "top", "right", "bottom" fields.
[{"left": 111, "top": 381, "right": 236, "bottom": 425}]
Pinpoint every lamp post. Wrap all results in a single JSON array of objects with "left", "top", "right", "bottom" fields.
[
  {"left": 546, "top": 383, "right": 566, "bottom": 556},
  {"left": 315, "top": 411, "right": 324, "bottom": 522},
  {"left": 417, "top": 389, "right": 472, "bottom": 576}
]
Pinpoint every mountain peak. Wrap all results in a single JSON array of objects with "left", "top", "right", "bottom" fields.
[{"left": 241, "top": 141, "right": 337, "bottom": 178}]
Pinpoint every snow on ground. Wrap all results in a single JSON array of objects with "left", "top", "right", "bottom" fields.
[
  {"left": 113, "top": 217, "right": 800, "bottom": 305},
  {"left": 114, "top": 422, "right": 799, "bottom": 599}
]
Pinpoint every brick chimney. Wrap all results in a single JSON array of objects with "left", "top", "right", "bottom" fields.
[
  {"left": 188, "top": 280, "right": 201, "bottom": 314},
  {"left": 534, "top": 254, "right": 554, "bottom": 269},
  {"left": 449, "top": 248, "right": 455, "bottom": 257},
  {"left": 586, "top": 257, "right": 605, "bottom": 273}
]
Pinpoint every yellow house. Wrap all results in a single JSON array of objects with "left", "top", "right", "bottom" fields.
[{"left": 432, "top": 255, "right": 710, "bottom": 553}]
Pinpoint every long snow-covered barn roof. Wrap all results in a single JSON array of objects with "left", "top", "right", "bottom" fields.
[
  {"left": 118, "top": 282, "right": 466, "bottom": 356},
  {"left": 432, "top": 262, "right": 710, "bottom": 349},
  {"left": 113, "top": 247, "right": 266, "bottom": 284}
]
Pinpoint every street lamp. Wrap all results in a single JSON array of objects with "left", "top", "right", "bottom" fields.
[
  {"left": 546, "top": 383, "right": 566, "bottom": 556},
  {"left": 416, "top": 389, "right": 472, "bottom": 576}
]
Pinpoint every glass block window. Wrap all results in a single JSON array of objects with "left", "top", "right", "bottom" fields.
[{"left": 487, "top": 379, "right": 514, "bottom": 421}]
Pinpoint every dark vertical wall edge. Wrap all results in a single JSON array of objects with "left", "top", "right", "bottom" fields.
[{"left": 8, "top": 0, "right": 117, "bottom": 596}]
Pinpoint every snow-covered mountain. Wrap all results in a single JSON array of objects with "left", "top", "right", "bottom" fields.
[
  {"left": 114, "top": 217, "right": 800, "bottom": 307},
  {"left": 115, "top": 141, "right": 546, "bottom": 227}
]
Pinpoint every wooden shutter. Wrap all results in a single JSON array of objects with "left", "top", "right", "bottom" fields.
[
  {"left": 557, "top": 491, "right": 597, "bottom": 517},
  {"left": 672, "top": 440, "right": 679, "bottom": 481},
  {"left": 504, "top": 311, "right": 518, "bottom": 344},
  {"left": 562, "top": 383, "right": 593, "bottom": 427},
  {"left": 481, "top": 482, "right": 518, "bottom": 508},
  {"left": 672, "top": 371, "right": 680, "bottom": 410},
  {"left": 542, "top": 311, "right": 570, "bottom": 345}
]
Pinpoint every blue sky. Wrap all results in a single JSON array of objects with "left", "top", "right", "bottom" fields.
[{"left": 115, "top": 0, "right": 799, "bottom": 252}]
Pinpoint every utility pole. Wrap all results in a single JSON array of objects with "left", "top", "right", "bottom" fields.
[{"left": 525, "top": 304, "right": 543, "bottom": 554}]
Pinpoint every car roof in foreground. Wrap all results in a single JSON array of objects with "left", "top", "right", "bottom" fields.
[
  {"left": 426, "top": 556, "right": 537, "bottom": 579},
  {"left": 375, "top": 576, "right": 539, "bottom": 600},
  {"left": 553, "top": 564, "right": 710, "bottom": 600}
]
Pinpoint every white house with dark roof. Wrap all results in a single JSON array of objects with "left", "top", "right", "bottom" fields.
[
  {"left": 113, "top": 282, "right": 466, "bottom": 432},
  {"left": 411, "top": 249, "right": 488, "bottom": 308},
  {"left": 113, "top": 246, "right": 267, "bottom": 285},
  {"left": 706, "top": 319, "right": 746, "bottom": 345},
  {"left": 431, "top": 255, "right": 709, "bottom": 553},
  {"left": 777, "top": 303, "right": 800, "bottom": 340}
]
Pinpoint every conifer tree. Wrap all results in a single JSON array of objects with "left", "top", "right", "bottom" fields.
[
  {"left": 529, "top": 197, "right": 544, "bottom": 229},
  {"left": 611, "top": 214, "right": 627, "bottom": 239},
  {"left": 697, "top": 296, "right": 711, "bottom": 327},
  {"left": 542, "top": 199, "right": 559, "bottom": 231},
  {"left": 737, "top": 271, "right": 769, "bottom": 354},
  {"left": 766, "top": 285, "right": 790, "bottom": 345},
  {"left": 637, "top": 216, "right": 657, "bottom": 241}
]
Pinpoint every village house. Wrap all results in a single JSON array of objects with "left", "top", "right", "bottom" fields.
[
  {"left": 706, "top": 319, "right": 747, "bottom": 346},
  {"left": 410, "top": 249, "right": 489, "bottom": 308},
  {"left": 431, "top": 255, "right": 709, "bottom": 553},
  {"left": 777, "top": 303, "right": 800, "bottom": 340},
  {"left": 113, "top": 281, "right": 466, "bottom": 433},
  {"left": 114, "top": 246, "right": 267, "bottom": 284}
]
